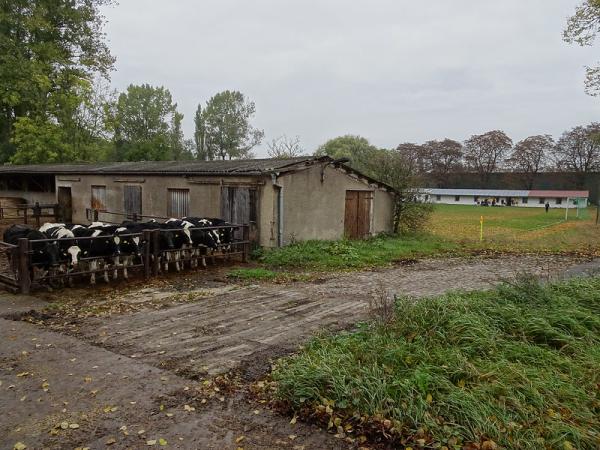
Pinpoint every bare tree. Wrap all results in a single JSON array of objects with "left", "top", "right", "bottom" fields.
[
  {"left": 507, "top": 135, "right": 554, "bottom": 189},
  {"left": 552, "top": 123, "right": 600, "bottom": 187},
  {"left": 267, "top": 135, "right": 305, "bottom": 159},
  {"left": 422, "top": 139, "right": 463, "bottom": 184},
  {"left": 463, "top": 130, "right": 513, "bottom": 187}
]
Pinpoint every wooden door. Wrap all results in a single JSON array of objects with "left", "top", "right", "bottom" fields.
[
  {"left": 221, "top": 187, "right": 252, "bottom": 239},
  {"left": 57, "top": 187, "right": 72, "bottom": 223},
  {"left": 344, "top": 190, "right": 372, "bottom": 239},
  {"left": 124, "top": 185, "right": 142, "bottom": 219}
]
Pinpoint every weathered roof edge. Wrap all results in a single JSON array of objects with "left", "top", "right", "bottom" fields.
[{"left": 0, "top": 156, "right": 397, "bottom": 192}]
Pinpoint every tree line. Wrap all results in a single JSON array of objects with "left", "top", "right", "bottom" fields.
[
  {"left": 0, "top": 0, "right": 265, "bottom": 165},
  {"left": 315, "top": 125, "right": 600, "bottom": 191}
]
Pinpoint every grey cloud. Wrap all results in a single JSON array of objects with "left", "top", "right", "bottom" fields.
[{"left": 103, "top": 0, "right": 599, "bottom": 154}]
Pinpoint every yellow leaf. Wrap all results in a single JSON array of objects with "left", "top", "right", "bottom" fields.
[
  {"left": 158, "top": 438, "right": 167, "bottom": 446},
  {"left": 289, "top": 415, "right": 297, "bottom": 425},
  {"left": 563, "top": 442, "right": 575, "bottom": 450},
  {"left": 426, "top": 393, "right": 433, "bottom": 404},
  {"left": 13, "top": 443, "right": 27, "bottom": 450},
  {"left": 457, "top": 379, "right": 466, "bottom": 388},
  {"left": 16, "top": 372, "right": 29, "bottom": 377},
  {"left": 236, "top": 436, "right": 245, "bottom": 443},
  {"left": 60, "top": 422, "right": 69, "bottom": 429},
  {"left": 146, "top": 440, "right": 157, "bottom": 446},
  {"left": 69, "top": 423, "right": 80, "bottom": 429}
]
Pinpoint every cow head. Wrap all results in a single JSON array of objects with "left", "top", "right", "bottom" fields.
[
  {"left": 66, "top": 245, "right": 82, "bottom": 267},
  {"left": 43, "top": 241, "right": 61, "bottom": 267}
]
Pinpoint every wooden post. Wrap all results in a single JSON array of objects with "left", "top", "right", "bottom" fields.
[
  {"left": 18, "top": 238, "right": 31, "bottom": 295},
  {"left": 23, "top": 207, "right": 28, "bottom": 225},
  {"left": 33, "top": 202, "right": 41, "bottom": 228},
  {"left": 242, "top": 224, "right": 250, "bottom": 263},
  {"left": 143, "top": 230, "right": 151, "bottom": 279},
  {"left": 151, "top": 229, "right": 160, "bottom": 276},
  {"left": 53, "top": 204, "right": 59, "bottom": 221},
  {"left": 133, "top": 212, "right": 139, "bottom": 222},
  {"left": 93, "top": 209, "right": 99, "bottom": 222}
]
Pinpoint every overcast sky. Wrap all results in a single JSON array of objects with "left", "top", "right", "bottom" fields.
[{"left": 102, "top": 1, "right": 598, "bottom": 156}]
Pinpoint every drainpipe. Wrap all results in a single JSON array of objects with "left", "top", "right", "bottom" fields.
[{"left": 271, "top": 173, "right": 283, "bottom": 247}]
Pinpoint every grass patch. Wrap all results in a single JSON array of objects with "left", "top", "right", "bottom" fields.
[
  {"left": 272, "top": 276, "right": 600, "bottom": 449},
  {"left": 259, "top": 234, "right": 458, "bottom": 271},
  {"left": 430, "top": 204, "right": 600, "bottom": 253},
  {"left": 227, "top": 267, "right": 311, "bottom": 283}
]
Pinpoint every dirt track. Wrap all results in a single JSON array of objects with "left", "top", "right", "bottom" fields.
[{"left": 0, "top": 254, "right": 593, "bottom": 450}]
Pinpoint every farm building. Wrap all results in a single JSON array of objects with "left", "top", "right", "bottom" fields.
[
  {"left": 0, "top": 156, "right": 396, "bottom": 247},
  {"left": 419, "top": 188, "right": 589, "bottom": 208}
]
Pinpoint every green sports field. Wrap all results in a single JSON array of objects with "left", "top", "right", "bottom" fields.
[{"left": 429, "top": 204, "right": 598, "bottom": 253}]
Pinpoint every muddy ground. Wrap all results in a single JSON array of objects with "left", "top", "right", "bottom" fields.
[{"left": 0, "top": 254, "right": 596, "bottom": 450}]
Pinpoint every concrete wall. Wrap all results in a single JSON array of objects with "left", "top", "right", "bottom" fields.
[
  {"left": 55, "top": 174, "right": 256, "bottom": 224},
  {"left": 50, "top": 166, "right": 395, "bottom": 248},
  {"left": 267, "top": 164, "right": 395, "bottom": 246}
]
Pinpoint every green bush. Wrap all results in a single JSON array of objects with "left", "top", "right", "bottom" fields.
[
  {"left": 272, "top": 276, "right": 600, "bottom": 449},
  {"left": 396, "top": 201, "right": 434, "bottom": 234}
]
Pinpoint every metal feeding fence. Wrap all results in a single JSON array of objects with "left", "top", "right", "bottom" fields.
[{"left": 0, "top": 222, "right": 250, "bottom": 294}]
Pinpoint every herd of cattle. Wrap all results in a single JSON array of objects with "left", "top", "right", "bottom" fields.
[{"left": 3, "top": 217, "right": 235, "bottom": 284}]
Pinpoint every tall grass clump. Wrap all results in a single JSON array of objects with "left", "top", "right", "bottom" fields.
[{"left": 272, "top": 276, "right": 600, "bottom": 449}]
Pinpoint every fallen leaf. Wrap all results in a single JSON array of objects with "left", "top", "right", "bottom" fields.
[
  {"left": 158, "top": 438, "right": 167, "bottom": 446},
  {"left": 183, "top": 404, "right": 195, "bottom": 412},
  {"left": 165, "top": 413, "right": 174, "bottom": 417},
  {"left": 146, "top": 440, "right": 157, "bottom": 446},
  {"left": 60, "top": 422, "right": 69, "bottom": 430},
  {"left": 426, "top": 393, "right": 433, "bottom": 404},
  {"left": 69, "top": 423, "right": 80, "bottom": 429},
  {"left": 290, "top": 415, "right": 297, "bottom": 425},
  {"left": 105, "top": 437, "right": 116, "bottom": 445},
  {"left": 236, "top": 436, "right": 245, "bottom": 443},
  {"left": 16, "top": 372, "right": 29, "bottom": 377},
  {"left": 13, "top": 442, "right": 26, "bottom": 450}
]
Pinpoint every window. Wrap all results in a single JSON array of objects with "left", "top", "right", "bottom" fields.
[
  {"left": 455, "top": 195, "right": 460, "bottom": 202},
  {"left": 522, "top": 197, "right": 528, "bottom": 204},
  {"left": 556, "top": 198, "right": 562, "bottom": 205},
  {"left": 91, "top": 185, "right": 107, "bottom": 211},
  {"left": 167, "top": 189, "right": 189, "bottom": 218},
  {"left": 539, "top": 198, "right": 545, "bottom": 204},
  {"left": 436, "top": 195, "right": 442, "bottom": 201},
  {"left": 124, "top": 185, "right": 142, "bottom": 219}
]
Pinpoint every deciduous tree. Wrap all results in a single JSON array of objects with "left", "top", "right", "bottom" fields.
[
  {"left": 111, "top": 84, "right": 183, "bottom": 161},
  {"left": 463, "top": 130, "right": 513, "bottom": 187},
  {"left": 422, "top": 139, "right": 464, "bottom": 184},
  {"left": 553, "top": 123, "right": 600, "bottom": 174},
  {"left": 195, "top": 91, "right": 264, "bottom": 160},
  {"left": 0, "top": 0, "right": 115, "bottom": 162},
  {"left": 267, "top": 135, "right": 305, "bottom": 159},
  {"left": 507, "top": 135, "right": 554, "bottom": 189},
  {"left": 564, "top": 0, "right": 600, "bottom": 95}
]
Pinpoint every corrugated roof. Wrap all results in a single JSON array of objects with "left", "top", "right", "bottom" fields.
[
  {"left": 0, "top": 157, "right": 320, "bottom": 175},
  {"left": 0, "top": 156, "right": 397, "bottom": 192},
  {"left": 422, "top": 188, "right": 530, "bottom": 197},
  {"left": 421, "top": 188, "right": 589, "bottom": 198},
  {"left": 528, "top": 190, "right": 589, "bottom": 198}
]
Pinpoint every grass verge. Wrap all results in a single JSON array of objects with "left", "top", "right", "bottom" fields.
[
  {"left": 259, "top": 234, "right": 458, "bottom": 271},
  {"left": 271, "top": 276, "right": 600, "bottom": 449}
]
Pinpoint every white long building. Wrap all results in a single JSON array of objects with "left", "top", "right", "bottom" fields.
[{"left": 419, "top": 189, "right": 589, "bottom": 208}]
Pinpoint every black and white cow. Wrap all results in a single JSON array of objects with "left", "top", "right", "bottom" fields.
[
  {"left": 71, "top": 226, "right": 122, "bottom": 284},
  {"left": 164, "top": 219, "right": 194, "bottom": 270},
  {"left": 3, "top": 225, "right": 61, "bottom": 277},
  {"left": 39, "top": 223, "right": 82, "bottom": 268}
]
